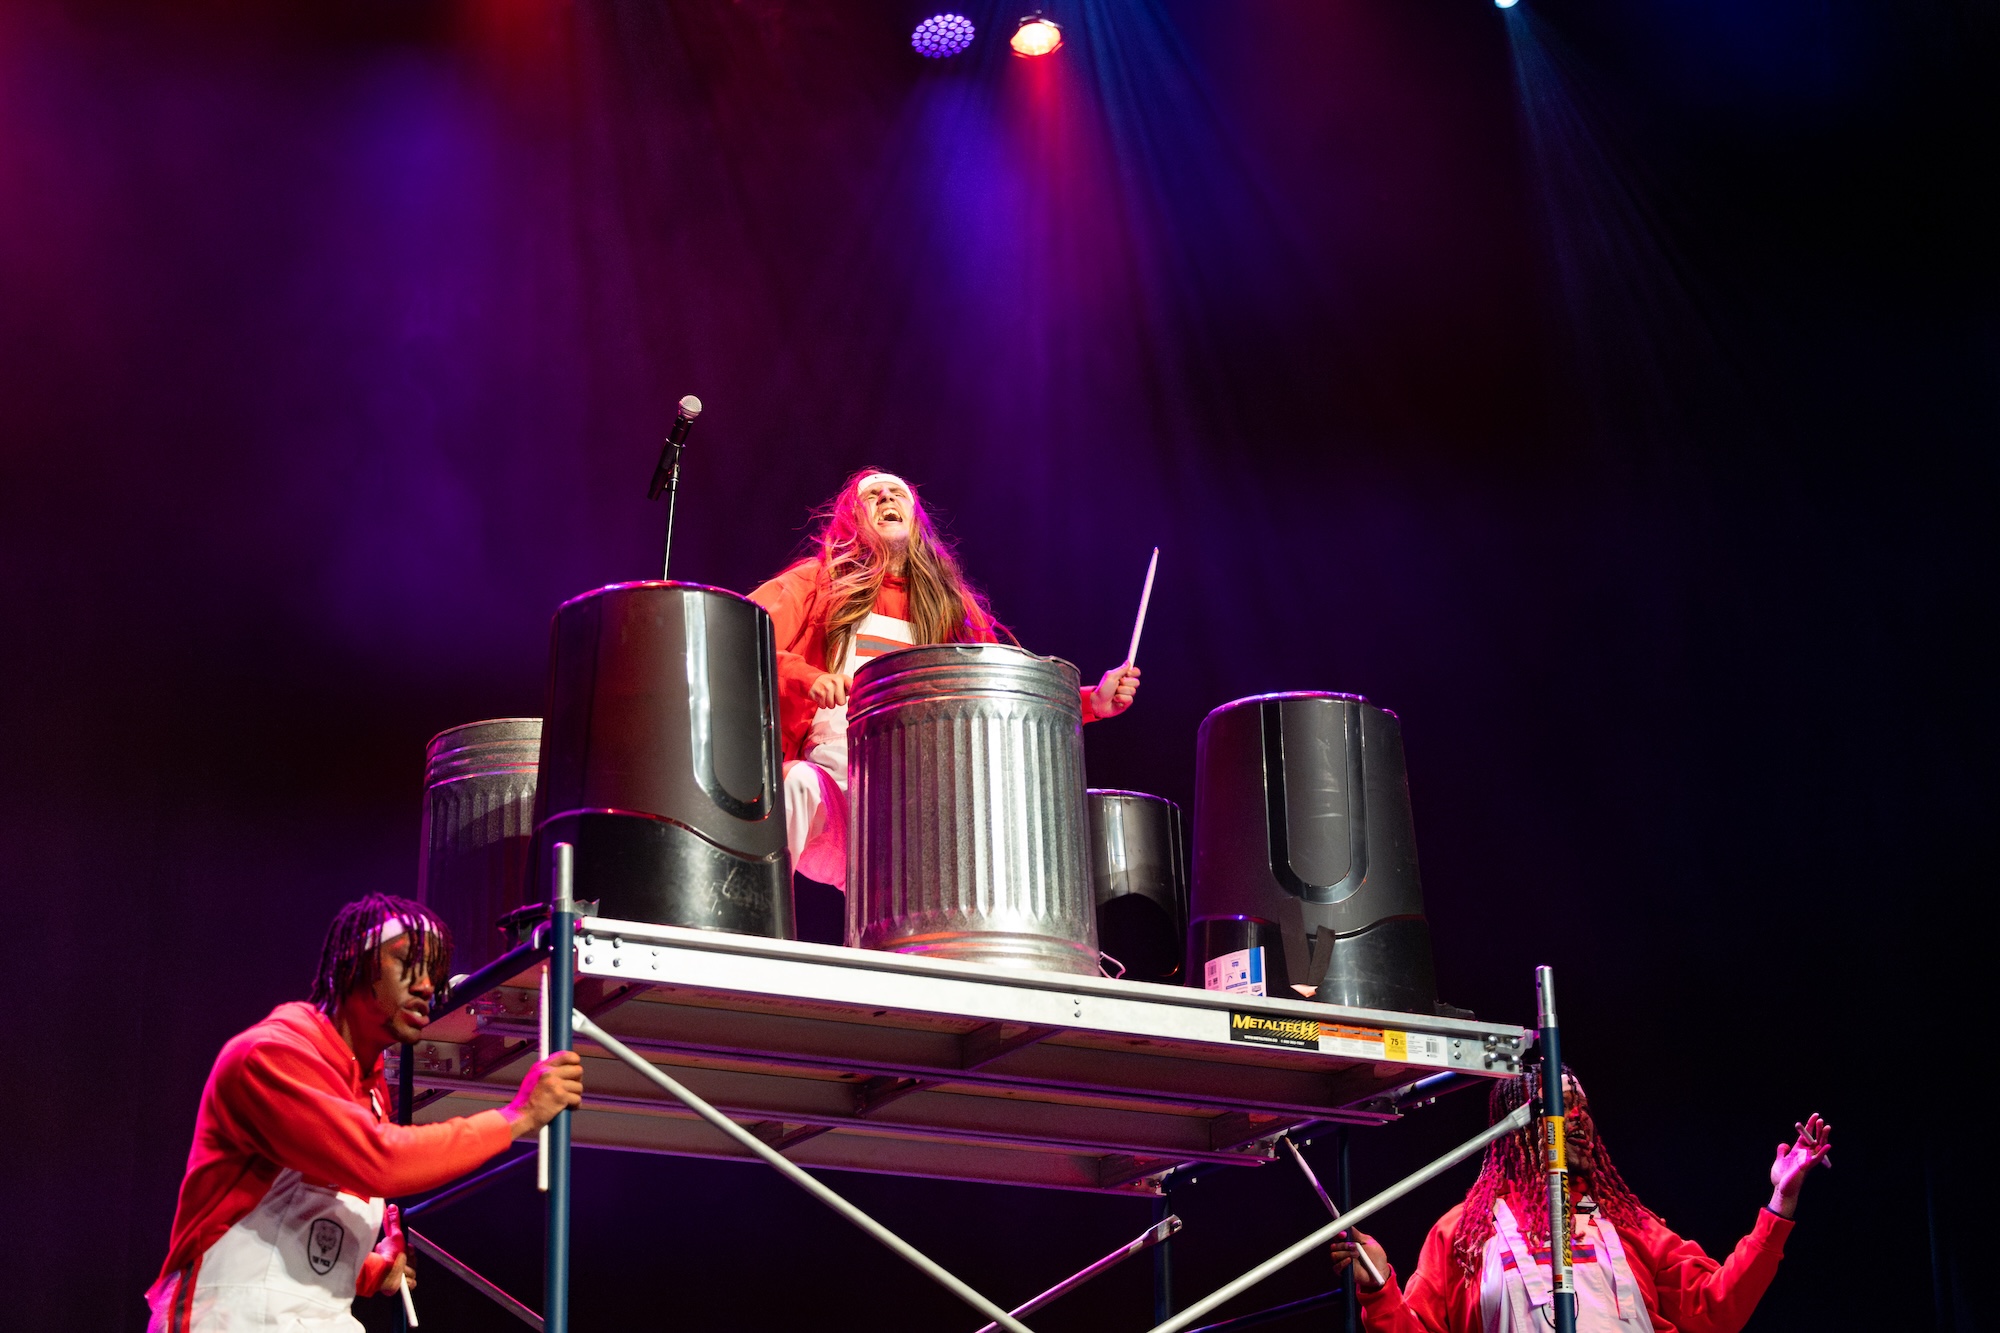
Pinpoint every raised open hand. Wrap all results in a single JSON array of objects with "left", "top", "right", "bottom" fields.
[{"left": 1768, "top": 1112, "right": 1832, "bottom": 1217}]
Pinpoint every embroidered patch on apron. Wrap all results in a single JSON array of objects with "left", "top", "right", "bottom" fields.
[{"left": 306, "top": 1217, "right": 345, "bottom": 1275}]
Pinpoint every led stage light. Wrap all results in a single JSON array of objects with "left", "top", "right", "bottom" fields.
[
  {"left": 911, "top": 13, "right": 976, "bottom": 58},
  {"left": 1010, "top": 15, "right": 1063, "bottom": 57}
]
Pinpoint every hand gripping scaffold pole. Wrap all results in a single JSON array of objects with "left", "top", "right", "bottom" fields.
[{"left": 1536, "top": 965, "right": 1577, "bottom": 1333}]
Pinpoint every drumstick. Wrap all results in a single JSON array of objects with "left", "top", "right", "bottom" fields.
[
  {"left": 1123, "top": 547, "right": 1159, "bottom": 670},
  {"left": 537, "top": 964, "right": 550, "bottom": 1193},
  {"left": 1281, "top": 1136, "right": 1385, "bottom": 1288},
  {"left": 399, "top": 1271, "right": 419, "bottom": 1326}
]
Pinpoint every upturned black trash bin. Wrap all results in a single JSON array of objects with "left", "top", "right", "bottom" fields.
[
  {"left": 530, "top": 581, "right": 792, "bottom": 939},
  {"left": 1188, "top": 692, "right": 1439, "bottom": 1015}
]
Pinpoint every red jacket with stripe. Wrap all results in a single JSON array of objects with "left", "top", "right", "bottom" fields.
[{"left": 748, "top": 560, "right": 1104, "bottom": 761}]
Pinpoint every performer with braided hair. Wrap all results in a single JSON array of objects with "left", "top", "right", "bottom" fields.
[
  {"left": 750, "top": 469, "right": 1141, "bottom": 887},
  {"left": 146, "top": 894, "right": 584, "bottom": 1332},
  {"left": 1330, "top": 1067, "right": 1831, "bottom": 1333}
]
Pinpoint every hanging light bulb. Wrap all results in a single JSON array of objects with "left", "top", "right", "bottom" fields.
[{"left": 1010, "top": 14, "right": 1063, "bottom": 57}]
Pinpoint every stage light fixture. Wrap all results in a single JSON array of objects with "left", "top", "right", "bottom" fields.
[
  {"left": 1010, "top": 14, "right": 1063, "bottom": 57},
  {"left": 1495, "top": 0, "right": 1520, "bottom": 7},
  {"left": 911, "top": 13, "right": 976, "bottom": 59}
]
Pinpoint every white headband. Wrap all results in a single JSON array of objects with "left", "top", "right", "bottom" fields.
[
  {"left": 855, "top": 472, "right": 911, "bottom": 498},
  {"left": 361, "top": 918, "right": 408, "bottom": 951}
]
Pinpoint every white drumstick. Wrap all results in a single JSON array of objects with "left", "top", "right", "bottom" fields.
[
  {"left": 399, "top": 1271, "right": 419, "bottom": 1326},
  {"left": 1123, "top": 548, "right": 1159, "bottom": 670},
  {"left": 1281, "top": 1136, "right": 1384, "bottom": 1288},
  {"left": 537, "top": 964, "right": 549, "bottom": 1193}
]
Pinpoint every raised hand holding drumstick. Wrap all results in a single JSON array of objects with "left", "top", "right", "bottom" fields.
[
  {"left": 1089, "top": 547, "right": 1155, "bottom": 719},
  {"left": 1090, "top": 664, "right": 1141, "bottom": 717}
]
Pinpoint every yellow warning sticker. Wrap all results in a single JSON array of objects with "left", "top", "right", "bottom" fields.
[{"left": 1383, "top": 1030, "right": 1409, "bottom": 1061}]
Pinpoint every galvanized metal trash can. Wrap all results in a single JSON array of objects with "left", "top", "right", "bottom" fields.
[
  {"left": 1086, "top": 790, "right": 1187, "bottom": 984},
  {"left": 846, "top": 643, "right": 1097, "bottom": 976},
  {"left": 418, "top": 718, "right": 542, "bottom": 976}
]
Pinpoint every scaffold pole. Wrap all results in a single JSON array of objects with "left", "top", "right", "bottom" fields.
[
  {"left": 545, "top": 844, "right": 576, "bottom": 1333},
  {"left": 1535, "top": 965, "right": 1576, "bottom": 1333}
]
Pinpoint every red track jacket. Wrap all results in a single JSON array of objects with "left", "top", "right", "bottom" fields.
[
  {"left": 748, "top": 560, "right": 1103, "bottom": 760},
  {"left": 1358, "top": 1200, "right": 1794, "bottom": 1333},
  {"left": 153, "top": 1002, "right": 514, "bottom": 1298}
]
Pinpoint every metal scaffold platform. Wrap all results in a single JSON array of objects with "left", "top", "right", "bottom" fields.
[
  {"left": 405, "top": 917, "right": 1530, "bottom": 1196},
  {"left": 392, "top": 869, "right": 1575, "bottom": 1333}
]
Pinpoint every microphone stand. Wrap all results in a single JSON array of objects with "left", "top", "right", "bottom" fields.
[
  {"left": 656, "top": 437, "right": 685, "bottom": 581},
  {"left": 646, "top": 396, "right": 701, "bottom": 581}
]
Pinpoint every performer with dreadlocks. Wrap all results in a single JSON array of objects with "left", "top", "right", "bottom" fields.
[
  {"left": 145, "top": 894, "right": 584, "bottom": 1332},
  {"left": 750, "top": 469, "right": 1142, "bottom": 887},
  {"left": 1330, "top": 1067, "right": 1831, "bottom": 1333}
]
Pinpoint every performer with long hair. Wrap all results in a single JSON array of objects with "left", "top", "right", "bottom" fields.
[
  {"left": 1331, "top": 1066, "right": 1831, "bottom": 1332},
  {"left": 750, "top": 469, "right": 1141, "bottom": 886},
  {"left": 146, "top": 894, "right": 584, "bottom": 1332}
]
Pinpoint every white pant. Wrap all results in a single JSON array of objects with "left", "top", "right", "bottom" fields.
[
  {"left": 785, "top": 759, "right": 847, "bottom": 888},
  {"left": 791, "top": 608, "right": 910, "bottom": 890}
]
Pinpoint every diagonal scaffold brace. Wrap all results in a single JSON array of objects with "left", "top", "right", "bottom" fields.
[
  {"left": 570, "top": 1009, "right": 1040, "bottom": 1333},
  {"left": 973, "top": 1214, "right": 1181, "bottom": 1333}
]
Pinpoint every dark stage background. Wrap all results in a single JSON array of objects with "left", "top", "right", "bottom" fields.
[{"left": 2, "top": 0, "right": 1994, "bottom": 1329}]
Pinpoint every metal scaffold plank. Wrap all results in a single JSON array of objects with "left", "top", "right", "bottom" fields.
[{"left": 405, "top": 917, "right": 1529, "bottom": 1194}]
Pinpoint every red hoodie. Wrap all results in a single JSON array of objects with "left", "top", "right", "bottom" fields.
[{"left": 153, "top": 1001, "right": 514, "bottom": 1297}]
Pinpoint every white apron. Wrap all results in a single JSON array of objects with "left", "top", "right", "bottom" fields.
[
  {"left": 802, "top": 610, "right": 915, "bottom": 786},
  {"left": 147, "top": 1090, "right": 390, "bottom": 1332},
  {"left": 1479, "top": 1199, "right": 1653, "bottom": 1333},
  {"left": 784, "top": 612, "right": 916, "bottom": 887}
]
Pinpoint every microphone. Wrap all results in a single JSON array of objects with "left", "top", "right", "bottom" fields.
[{"left": 647, "top": 395, "right": 703, "bottom": 500}]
